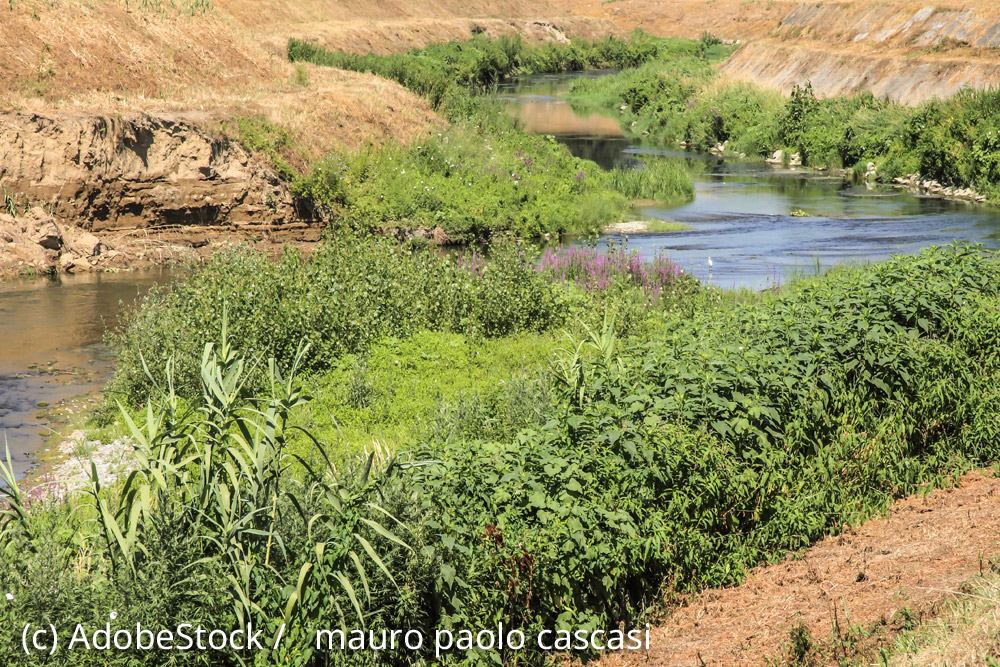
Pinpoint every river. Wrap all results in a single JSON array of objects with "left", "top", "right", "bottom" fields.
[
  {"left": 0, "top": 269, "right": 171, "bottom": 477},
  {"left": 2, "top": 70, "right": 1000, "bottom": 475},
  {"left": 498, "top": 71, "right": 1000, "bottom": 288}
]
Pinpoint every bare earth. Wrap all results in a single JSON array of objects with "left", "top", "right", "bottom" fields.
[{"left": 601, "top": 471, "right": 1000, "bottom": 666}]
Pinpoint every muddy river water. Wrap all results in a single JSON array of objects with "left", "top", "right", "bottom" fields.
[
  {"left": 3, "top": 71, "right": 1000, "bottom": 474},
  {"left": 0, "top": 270, "right": 170, "bottom": 476}
]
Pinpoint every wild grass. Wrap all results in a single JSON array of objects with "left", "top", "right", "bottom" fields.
[
  {"left": 606, "top": 157, "right": 695, "bottom": 204},
  {"left": 295, "top": 331, "right": 561, "bottom": 456},
  {"left": 882, "top": 566, "right": 1000, "bottom": 666},
  {"left": 641, "top": 219, "right": 691, "bottom": 232}
]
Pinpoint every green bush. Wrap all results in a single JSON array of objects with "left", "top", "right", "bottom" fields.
[
  {"left": 7, "top": 246, "right": 1000, "bottom": 666},
  {"left": 105, "top": 234, "right": 565, "bottom": 405},
  {"left": 401, "top": 245, "right": 1000, "bottom": 659},
  {"left": 295, "top": 107, "right": 630, "bottom": 240}
]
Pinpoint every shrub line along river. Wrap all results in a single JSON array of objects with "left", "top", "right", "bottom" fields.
[{"left": 3, "top": 70, "right": 1000, "bottom": 475}]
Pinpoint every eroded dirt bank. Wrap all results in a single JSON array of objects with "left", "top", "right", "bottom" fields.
[
  {"left": 1, "top": 112, "right": 304, "bottom": 234},
  {"left": 551, "top": 0, "right": 1000, "bottom": 103},
  {"left": 0, "top": 111, "right": 321, "bottom": 277},
  {"left": 721, "top": 41, "right": 1000, "bottom": 104},
  {"left": 721, "top": 2, "right": 1000, "bottom": 103}
]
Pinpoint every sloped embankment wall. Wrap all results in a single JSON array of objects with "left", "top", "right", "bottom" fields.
[{"left": 720, "top": 4, "right": 1000, "bottom": 103}]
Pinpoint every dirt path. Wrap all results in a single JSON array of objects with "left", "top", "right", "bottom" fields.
[{"left": 602, "top": 471, "right": 1000, "bottom": 666}]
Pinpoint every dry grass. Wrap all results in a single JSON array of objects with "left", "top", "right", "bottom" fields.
[
  {"left": 0, "top": 0, "right": 612, "bottom": 152},
  {"left": 599, "top": 471, "right": 1000, "bottom": 666},
  {"left": 888, "top": 572, "right": 1000, "bottom": 666}
]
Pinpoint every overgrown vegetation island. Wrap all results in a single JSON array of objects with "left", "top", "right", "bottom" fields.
[{"left": 3, "top": 25, "right": 1000, "bottom": 667}]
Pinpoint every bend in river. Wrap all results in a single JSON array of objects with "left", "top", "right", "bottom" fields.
[{"left": 499, "top": 71, "right": 1000, "bottom": 289}]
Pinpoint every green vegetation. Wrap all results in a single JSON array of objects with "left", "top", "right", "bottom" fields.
[
  {"left": 606, "top": 157, "right": 694, "bottom": 203},
  {"left": 286, "top": 33, "right": 721, "bottom": 110},
  {"left": 297, "top": 331, "right": 560, "bottom": 453},
  {"left": 7, "top": 242, "right": 1000, "bottom": 665},
  {"left": 11, "top": 32, "right": 1000, "bottom": 667},
  {"left": 259, "top": 33, "right": 713, "bottom": 240},
  {"left": 568, "top": 56, "right": 1000, "bottom": 201},
  {"left": 293, "top": 109, "right": 631, "bottom": 240},
  {"left": 105, "top": 234, "right": 564, "bottom": 407}
]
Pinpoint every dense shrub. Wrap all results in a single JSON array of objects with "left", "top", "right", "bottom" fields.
[
  {"left": 106, "top": 234, "right": 565, "bottom": 405},
  {"left": 7, "top": 246, "right": 1000, "bottom": 666},
  {"left": 401, "top": 245, "right": 1000, "bottom": 660},
  {"left": 294, "top": 105, "right": 631, "bottom": 240}
]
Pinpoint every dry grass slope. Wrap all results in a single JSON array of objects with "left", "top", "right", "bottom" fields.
[{"left": 599, "top": 471, "right": 1000, "bottom": 666}]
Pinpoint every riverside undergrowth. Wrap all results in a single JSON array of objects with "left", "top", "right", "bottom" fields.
[
  {"left": 8, "top": 245, "right": 1000, "bottom": 666},
  {"left": 104, "top": 233, "right": 566, "bottom": 407},
  {"left": 569, "top": 55, "right": 1000, "bottom": 201},
  {"left": 264, "top": 33, "right": 712, "bottom": 239}
]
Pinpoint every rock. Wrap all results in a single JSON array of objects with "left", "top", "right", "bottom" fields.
[
  {"left": 59, "top": 253, "right": 79, "bottom": 272},
  {"left": 789, "top": 152, "right": 802, "bottom": 167},
  {"left": 67, "top": 229, "right": 103, "bottom": 257},
  {"left": 29, "top": 217, "right": 63, "bottom": 250},
  {"left": 765, "top": 149, "right": 783, "bottom": 165},
  {"left": 431, "top": 226, "right": 450, "bottom": 245}
]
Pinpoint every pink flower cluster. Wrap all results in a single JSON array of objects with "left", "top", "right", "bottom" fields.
[
  {"left": 456, "top": 250, "right": 487, "bottom": 277},
  {"left": 538, "top": 246, "right": 685, "bottom": 299}
]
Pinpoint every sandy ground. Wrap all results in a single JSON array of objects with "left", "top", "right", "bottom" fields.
[
  {"left": 26, "top": 430, "right": 137, "bottom": 501},
  {"left": 600, "top": 470, "right": 1000, "bottom": 666}
]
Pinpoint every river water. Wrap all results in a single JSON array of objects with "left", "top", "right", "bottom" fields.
[
  {"left": 498, "top": 71, "right": 1000, "bottom": 288},
  {"left": 2, "top": 71, "right": 1000, "bottom": 474},
  {"left": 0, "top": 270, "right": 170, "bottom": 477}
]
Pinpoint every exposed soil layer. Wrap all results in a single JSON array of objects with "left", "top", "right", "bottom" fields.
[
  {"left": 0, "top": 112, "right": 305, "bottom": 233},
  {"left": 549, "top": 0, "right": 1000, "bottom": 103},
  {"left": 721, "top": 39, "right": 1000, "bottom": 104},
  {"left": 600, "top": 470, "right": 1000, "bottom": 666}
]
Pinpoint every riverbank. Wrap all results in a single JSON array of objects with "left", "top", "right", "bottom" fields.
[
  {"left": 566, "top": 57, "right": 1000, "bottom": 205},
  {"left": 6, "top": 241, "right": 1000, "bottom": 667}
]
